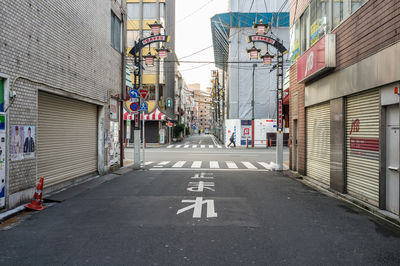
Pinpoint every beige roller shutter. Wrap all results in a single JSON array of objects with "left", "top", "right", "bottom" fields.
[
  {"left": 346, "top": 89, "right": 380, "bottom": 206},
  {"left": 306, "top": 102, "right": 330, "bottom": 186},
  {"left": 38, "top": 91, "right": 98, "bottom": 187}
]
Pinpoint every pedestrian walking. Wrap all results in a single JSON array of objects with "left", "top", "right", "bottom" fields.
[{"left": 227, "top": 133, "right": 236, "bottom": 148}]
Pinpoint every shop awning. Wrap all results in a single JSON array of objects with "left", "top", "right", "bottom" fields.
[
  {"left": 141, "top": 108, "right": 166, "bottom": 121},
  {"left": 123, "top": 108, "right": 166, "bottom": 121}
]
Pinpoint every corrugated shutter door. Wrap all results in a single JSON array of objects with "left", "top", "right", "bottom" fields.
[
  {"left": 38, "top": 91, "right": 98, "bottom": 187},
  {"left": 346, "top": 89, "right": 380, "bottom": 206},
  {"left": 307, "top": 102, "right": 330, "bottom": 186}
]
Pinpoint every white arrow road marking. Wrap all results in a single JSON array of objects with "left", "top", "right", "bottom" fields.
[
  {"left": 172, "top": 161, "right": 186, "bottom": 168},
  {"left": 226, "top": 161, "right": 238, "bottom": 169},
  {"left": 191, "top": 161, "right": 202, "bottom": 168},
  {"left": 210, "top": 161, "right": 220, "bottom": 168},
  {"left": 242, "top": 161, "right": 257, "bottom": 169}
]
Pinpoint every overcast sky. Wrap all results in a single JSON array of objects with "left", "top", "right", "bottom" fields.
[{"left": 175, "top": 0, "right": 228, "bottom": 91}]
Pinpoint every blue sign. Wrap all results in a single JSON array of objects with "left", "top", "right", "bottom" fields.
[
  {"left": 139, "top": 102, "right": 148, "bottom": 112},
  {"left": 130, "top": 102, "right": 139, "bottom": 112},
  {"left": 129, "top": 89, "right": 139, "bottom": 99}
]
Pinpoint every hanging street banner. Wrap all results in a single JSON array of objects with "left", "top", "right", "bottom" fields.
[
  {"left": 139, "top": 102, "right": 148, "bottom": 112},
  {"left": 129, "top": 89, "right": 140, "bottom": 99},
  {"left": 139, "top": 89, "right": 149, "bottom": 99},
  {"left": 247, "top": 35, "right": 288, "bottom": 54}
]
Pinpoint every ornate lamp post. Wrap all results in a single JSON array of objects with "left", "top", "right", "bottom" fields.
[
  {"left": 246, "top": 19, "right": 288, "bottom": 170},
  {"left": 129, "top": 20, "right": 170, "bottom": 169}
]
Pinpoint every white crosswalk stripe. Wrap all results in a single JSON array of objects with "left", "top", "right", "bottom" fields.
[
  {"left": 175, "top": 145, "right": 182, "bottom": 148},
  {"left": 242, "top": 161, "right": 257, "bottom": 169},
  {"left": 257, "top": 162, "right": 272, "bottom": 169},
  {"left": 172, "top": 161, "right": 186, "bottom": 168},
  {"left": 217, "top": 145, "right": 222, "bottom": 148},
  {"left": 167, "top": 145, "right": 173, "bottom": 148},
  {"left": 226, "top": 161, "right": 238, "bottom": 169},
  {"left": 210, "top": 161, "right": 219, "bottom": 168},
  {"left": 184, "top": 145, "right": 189, "bottom": 148},
  {"left": 209, "top": 145, "right": 214, "bottom": 148},
  {"left": 192, "top": 145, "right": 197, "bottom": 148},
  {"left": 191, "top": 161, "right": 202, "bottom": 168},
  {"left": 200, "top": 145, "right": 205, "bottom": 148},
  {"left": 148, "top": 160, "right": 271, "bottom": 171}
]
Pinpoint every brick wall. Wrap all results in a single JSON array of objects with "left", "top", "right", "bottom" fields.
[
  {"left": 289, "top": 64, "right": 306, "bottom": 175},
  {"left": 334, "top": 0, "right": 400, "bottom": 71},
  {"left": 0, "top": 0, "right": 123, "bottom": 195}
]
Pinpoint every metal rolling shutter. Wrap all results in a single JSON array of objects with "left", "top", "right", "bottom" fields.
[
  {"left": 307, "top": 102, "right": 330, "bottom": 186},
  {"left": 346, "top": 89, "right": 380, "bottom": 206},
  {"left": 38, "top": 91, "right": 98, "bottom": 187}
]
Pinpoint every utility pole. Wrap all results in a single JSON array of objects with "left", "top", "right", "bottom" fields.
[
  {"left": 120, "top": 1, "right": 127, "bottom": 167},
  {"left": 133, "top": 0, "right": 143, "bottom": 169}
]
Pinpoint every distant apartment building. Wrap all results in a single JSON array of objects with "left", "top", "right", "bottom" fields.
[
  {"left": 190, "top": 84, "right": 212, "bottom": 132},
  {"left": 0, "top": 0, "right": 126, "bottom": 210}
]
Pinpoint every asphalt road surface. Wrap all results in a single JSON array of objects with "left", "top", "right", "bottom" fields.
[{"left": 1, "top": 135, "right": 400, "bottom": 265}]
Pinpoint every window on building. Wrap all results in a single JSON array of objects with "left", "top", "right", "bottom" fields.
[
  {"left": 143, "top": 3, "right": 157, "bottom": 19},
  {"left": 300, "top": 7, "right": 310, "bottom": 54},
  {"left": 111, "top": 12, "right": 121, "bottom": 51},
  {"left": 127, "top": 3, "right": 140, "bottom": 19},
  {"left": 352, "top": 0, "right": 367, "bottom": 13}
]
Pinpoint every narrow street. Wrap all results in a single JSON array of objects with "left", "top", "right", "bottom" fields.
[{"left": 1, "top": 135, "right": 399, "bottom": 265}]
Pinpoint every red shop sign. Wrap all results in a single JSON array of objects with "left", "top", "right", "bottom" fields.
[{"left": 297, "top": 34, "right": 336, "bottom": 83}]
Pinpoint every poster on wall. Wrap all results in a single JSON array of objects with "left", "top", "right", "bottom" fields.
[
  {"left": 106, "top": 122, "right": 120, "bottom": 166},
  {"left": 0, "top": 131, "right": 5, "bottom": 208},
  {"left": 11, "top": 125, "right": 24, "bottom": 161},
  {"left": 23, "top": 126, "right": 35, "bottom": 159},
  {"left": 11, "top": 125, "right": 35, "bottom": 161}
]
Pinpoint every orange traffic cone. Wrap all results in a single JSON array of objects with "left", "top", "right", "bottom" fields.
[{"left": 25, "top": 177, "right": 46, "bottom": 211}]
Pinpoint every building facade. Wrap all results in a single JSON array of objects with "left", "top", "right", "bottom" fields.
[
  {"left": 125, "top": 0, "right": 176, "bottom": 144},
  {"left": 0, "top": 0, "right": 126, "bottom": 210},
  {"left": 289, "top": 0, "right": 400, "bottom": 216},
  {"left": 211, "top": 0, "right": 290, "bottom": 146}
]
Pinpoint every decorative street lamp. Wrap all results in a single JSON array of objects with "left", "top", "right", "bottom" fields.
[
  {"left": 148, "top": 21, "right": 163, "bottom": 35},
  {"left": 156, "top": 45, "right": 170, "bottom": 59},
  {"left": 144, "top": 52, "right": 156, "bottom": 66},
  {"left": 253, "top": 19, "right": 269, "bottom": 35},
  {"left": 260, "top": 51, "right": 273, "bottom": 65},
  {"left": 246, "top": 18, "right": 288, "bottom": 170},
  {"left": 246, "top": 44, "right": 261, "bottom": 60}
]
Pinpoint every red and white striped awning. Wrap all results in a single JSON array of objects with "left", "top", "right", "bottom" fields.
[
  {"left": 123, "top": 108, "right": 166, "bottom": 121},
  {"left": 141, "top": 108, "right": 166, "bottom": 121}
]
